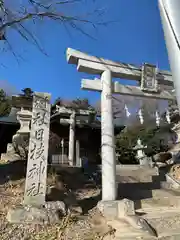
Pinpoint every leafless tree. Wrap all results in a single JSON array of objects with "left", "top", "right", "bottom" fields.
[{"left": 0, "top": 0, "right": 111, "bottom": 57}]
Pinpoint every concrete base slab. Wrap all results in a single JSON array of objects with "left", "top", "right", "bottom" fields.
[{"left": 7, "top": 201, "right": 67, "bottom": 224}]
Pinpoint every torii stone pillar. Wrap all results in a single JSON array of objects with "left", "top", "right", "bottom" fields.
[
  {"left": 159, "top": 0, "right": 180, "bottom": 111},
  {"left": 68, "top": 112, "right": 76, "bottom": 166},
  {"left": 101, "top": 70, "right": 116, "bottom": 200}
]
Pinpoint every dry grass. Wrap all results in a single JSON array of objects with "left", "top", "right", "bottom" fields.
[
  {"left": 169, "top": 164, "right": 180, "bottom": 180},
  {"left": 0, "top": 162, "right": 111, "bottom": 240}
]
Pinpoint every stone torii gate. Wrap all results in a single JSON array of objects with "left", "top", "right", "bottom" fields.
[
  {"left": 54, "top": 105, "right": 95, "bottom": 166},
  {"left": 66, "top": 48, "right": 175, "bottom": 201}
]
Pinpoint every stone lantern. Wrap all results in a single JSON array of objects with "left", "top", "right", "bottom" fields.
[
  {"left": 1, "top": 95, "right": 33, "bottom": 162},
  {"left": 11, "top": 95, "right": 33, "bottom": 159}
]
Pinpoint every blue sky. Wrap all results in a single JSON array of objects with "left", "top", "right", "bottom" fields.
[{"left": 0, "top": 0, "right": 170, "bottom": 104}]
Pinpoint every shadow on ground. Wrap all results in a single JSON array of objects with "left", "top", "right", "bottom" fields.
[
  {"left": 2, "top": 162, "right": 171, "bottom": 214},
  {"left": 78, "top": 194, "right": 101, "bottom": 214},
  {"left": 116, "top": 167, "right": 170, "bottom": 210},
  {"left": 0, "top": 162, "right": 101, "bottom": 213},
  {"left": 46, "top": 165, "right": 101, "bottom": 213},
  {"left": 0, "top": 160, "right": 27, "bottom": 184}
]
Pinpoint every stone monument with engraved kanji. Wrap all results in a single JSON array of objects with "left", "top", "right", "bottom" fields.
[{"left": 7, "top": 92, "right": 66, "bottom": 224}]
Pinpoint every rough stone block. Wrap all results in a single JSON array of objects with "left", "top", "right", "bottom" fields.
[
  {"left": 118, "top": 198, "right": 135, "bottom": 218},
  {"left": 97, "top": 199, "right": 135, "bottom": 220},
  {"left": 0, "top": 153, "right": 21, "bottom": 162},
  {"left": 7, "top": 206, "right": 49, "bottom": 224},
  {"left": 97, "top": 201, "right": 119, "bottom": 219},
  {"left": 45, "top": 201, "right": 67, "bottom": 215},
  {"left": 166, "top": 173, "right": 180, "bottom": 190},
  {"left": 7, "top": 201, "right": 66, "bottom": 224},
  {"left": 139, "top": 157, "right": 152, "bottom": 166}
]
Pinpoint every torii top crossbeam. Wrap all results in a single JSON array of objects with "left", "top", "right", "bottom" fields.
[
  {"left": 66, "top": 48, "right": 175, "bottom": 100},
  {"left": 66, "top": 48, "right": 173, "bottom": 87}
]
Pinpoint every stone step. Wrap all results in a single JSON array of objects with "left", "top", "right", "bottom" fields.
[
  {"left": 117, "top": 175, "right": 154, "bottom": 183},
  {"left": 106, "top": 211, "right": 180, "bottom": 240},
  {"left": 105, "top": 219, "right": 157, "bottom": 240},
  {"left": 140, "top": 189, "right": 180, "bottom": 209},
  {"left": 140, "top": 197, "right": 180, "bottom": 210},
  {"left": 152, "top": 188, "right": 180, "bottom": 197},
  {"left": 105, "top": 231, "right": 180, "bottom": 240},
  {"left": 137, "top": 209, "right": 180, "bottom": 238},
  {"left": 118, "top": 186, "right": 177, "bottom": 201},
  {"left": 116, "top": 166, "right": 159, "bottom": 177},
  {"left": 117, "top": 165, "right": 158, "bottom": 172}
]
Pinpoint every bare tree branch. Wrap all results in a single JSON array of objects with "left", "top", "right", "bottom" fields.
[{"left": 0, "top": 0, "right": 112, "bottom": 56}]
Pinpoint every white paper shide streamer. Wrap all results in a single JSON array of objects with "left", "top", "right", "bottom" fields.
[
  {"left": 125, "top": 104, "right": 131, "bottom": 118},
  {"left": 138, "top": 108, "right": 144, "bottom": 125},
  {"left": 155, "top": 110, "right": 160, "bottom": 127},
  {"left": 166, "top": 109, "right": 171, "bottom": 124}
]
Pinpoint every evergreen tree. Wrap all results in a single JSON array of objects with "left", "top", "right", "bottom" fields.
[{"left": 0, "top": 89, "right": 11, "bottom": 116}]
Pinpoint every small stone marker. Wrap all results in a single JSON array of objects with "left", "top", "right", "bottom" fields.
[{"left": 24, "top": 92, "right": 51, "bottom": 206}]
